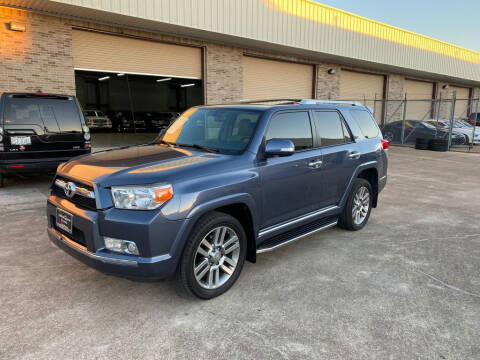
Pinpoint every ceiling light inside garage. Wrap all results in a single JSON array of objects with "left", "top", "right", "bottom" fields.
[
  {"left": 156, "top": 77, "right": 172, "bottom": 82},
  {"left": 180, "top": 83, "right": 195, "bottom": 88},
  {"left": 117, "top": 73, "right": 125, "bottom": 77},
  {"left": 98, "top": 76, "right": 110, "bottom": 81}
]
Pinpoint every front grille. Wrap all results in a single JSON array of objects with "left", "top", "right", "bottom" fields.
[{"left": 52, "top": 176, "right": 97, "bottom": 211}]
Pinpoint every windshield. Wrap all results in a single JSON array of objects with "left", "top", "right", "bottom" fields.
[
  {"left": 4, "top": 97, "right": 82, "bottom": 133},
  {"left": 160, "top": 107, "right": 263, "bottom": 154}
]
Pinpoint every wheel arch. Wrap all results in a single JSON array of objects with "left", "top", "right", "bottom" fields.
[
  {"left": 178, "top": 194, "right": 259, "bottom": 264},
  {"left": 357, "top": 167, "right": 379, "bottom": 208}
]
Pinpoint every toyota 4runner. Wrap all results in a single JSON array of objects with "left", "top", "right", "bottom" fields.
[{"left": 47, "top": 100, "right": 388, "bottom": 299}]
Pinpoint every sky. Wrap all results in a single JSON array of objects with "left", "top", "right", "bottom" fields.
[{"left": 315, "top": 0, "right": 480, "bottom": 51}]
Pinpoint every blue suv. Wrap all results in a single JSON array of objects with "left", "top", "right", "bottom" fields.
[{"left": 47, "top": 100, "right": 388, "bottom": 299}]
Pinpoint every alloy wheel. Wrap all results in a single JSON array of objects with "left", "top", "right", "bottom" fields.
[
  {"left": 193, "top": 226, "right": 240, "bottom": 290},
  {"left": 352, "top": 186, "right": 370, "bottom": 225}
]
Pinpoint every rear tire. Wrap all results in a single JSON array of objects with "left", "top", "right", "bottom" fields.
[
  {"left": 338, "top": 178, "right": 373, "bottom": 231},
  {"left": 177, "top": 211, "right": 247, "bottom": 299}
]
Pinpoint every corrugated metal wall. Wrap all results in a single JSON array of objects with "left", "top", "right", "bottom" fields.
[{"left": 2, "top": 0, "right": 480, "bottom": 84}]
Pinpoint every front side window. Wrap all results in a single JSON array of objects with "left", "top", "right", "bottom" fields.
[
  {"left": 350, "top": 109, "right": 380, "bottom": 139},
  {"left": 161, "top": 107, "right": 263, "bottom": 154},
  {"left": 265, "top": 111, "right": 313, "bottom": 151},
  {"left": 313, "top": 111, "right": 350, "bottom": 146}
]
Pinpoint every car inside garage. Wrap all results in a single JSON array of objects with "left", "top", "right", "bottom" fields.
[{"left": 72, "top": 30, "right": 203, "bottom": 150}]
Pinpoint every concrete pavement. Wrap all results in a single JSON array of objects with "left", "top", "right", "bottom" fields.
[{"left": 1, "top": 147, "right": 479, "bottom": 359}]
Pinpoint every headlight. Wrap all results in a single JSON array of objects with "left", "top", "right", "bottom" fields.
[
  {"left": 82, "top": 125, "right": 90, "bottom": 133},
  {"left": 111, "top": 184, "right": 173, "bottom": 210}
]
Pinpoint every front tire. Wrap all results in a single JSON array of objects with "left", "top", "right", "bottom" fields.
[
  {"left": 177, "top": 211, "right": 247, "bottom": 299},
  {"left": 338, "top": 178, "right": 373, "bottom": 231}
]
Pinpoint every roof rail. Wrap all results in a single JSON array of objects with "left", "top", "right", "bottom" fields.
[
  {"left": 299, "top": 99, "right": 364, "bottom": 106},
  {"left": 237, "top": 99, "right": 301, "bottom": 105}
]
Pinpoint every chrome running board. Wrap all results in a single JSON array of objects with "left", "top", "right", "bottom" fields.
[{"left": 256, "top": 218, "right": 338, "bottom": 254}]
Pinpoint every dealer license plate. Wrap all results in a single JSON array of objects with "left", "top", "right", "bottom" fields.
[{"left": 56, "top": 208, "right": 73, "bottom": 234}]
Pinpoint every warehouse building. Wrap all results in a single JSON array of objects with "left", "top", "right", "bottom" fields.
[{"left": 0, "top": 0, "right": 479, "bottom": 146}]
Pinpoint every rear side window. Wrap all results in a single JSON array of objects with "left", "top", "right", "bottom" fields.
[
  {"left": 349, "top": 109, "right": 380, "bottom": 139},
  {"left": 266, "top": 111, "right": 313, "bottom": 150},
  {"left": 4, "top": 97, "right": 82, "bottom": 133},
  {"left": 313, "top": 111, "right": 351, "bottom": 146}
]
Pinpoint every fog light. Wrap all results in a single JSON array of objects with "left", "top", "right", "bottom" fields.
[
  {"left": 104, "top": 237, "right": 139, "bottom": 255},
  {"left": 84, "top": 132, "right": 91, "bottom": 140}
]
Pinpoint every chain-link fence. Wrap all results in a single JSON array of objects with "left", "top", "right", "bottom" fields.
[{"left": 341, "top": 93, "right": 479, "bottom": 151}]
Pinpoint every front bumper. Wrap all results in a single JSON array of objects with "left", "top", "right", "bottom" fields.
[{"left": 46, "top": 195, "right": 184, "bottom": 280}]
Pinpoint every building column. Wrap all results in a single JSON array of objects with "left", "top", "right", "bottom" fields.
[
  {"left": 384, "top": 74, "right": 404, "bottom": 124},
  {"left": 204, "top": 44, "right": 243, "bottom": 104},
  {"left": 316, "top": 64, "right": 340, "bottom": 100}
]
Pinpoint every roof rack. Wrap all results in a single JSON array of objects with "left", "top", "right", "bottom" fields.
[
  {"left": 298, "top": 99, "right": 363, "bottom": 106},
  {"left": 237, "top": 99, "right": 301, "bottom": 105}
]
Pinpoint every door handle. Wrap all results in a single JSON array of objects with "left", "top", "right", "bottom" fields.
[
  {"left": 347, "top": 152, "right": 361, "bottom": 159},
  {"left": 308, "top": 160, "right": 323, "bottom": 168}
]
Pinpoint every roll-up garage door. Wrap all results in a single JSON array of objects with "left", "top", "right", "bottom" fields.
[
  {"left": 404, "top": 79, "right": 434, "bottom": 120},
  {"left": 449, "top": 86, "right": 470, "bottom": 119},
  {"left": 72, "top": 30, "right": 202, "bottom": 79},
  {"left": 340, "top": 70, "right": 385, "bottom": 123},
  {"left": 242, "top": 56, "right": 314, "bottom": 101}
]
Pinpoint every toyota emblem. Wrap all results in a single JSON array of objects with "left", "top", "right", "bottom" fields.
[{"left": 64, "top": 182, "right": 76, "bottom": 198}]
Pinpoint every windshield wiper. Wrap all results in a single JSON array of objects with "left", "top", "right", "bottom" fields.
[
  {"left": 176, "top": 143, "right": 219, "bottom": 153},
  {"left": 156, "top": 139, "right": 177, "bottom": 146}
]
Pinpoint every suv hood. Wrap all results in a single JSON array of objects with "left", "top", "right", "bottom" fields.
[{"left": 58, "top": 144, "right": 230, "bottom": 186}]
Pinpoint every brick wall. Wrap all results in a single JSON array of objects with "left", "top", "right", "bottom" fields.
[
  {"left": 0, "top": 8, "right": 75, "bottom": 95},
  {"left": 205, "top": 44, "right": 243, "bottom": 104},
  {"left": 316, "top": 63, "right": 340, "bottom": 99}
]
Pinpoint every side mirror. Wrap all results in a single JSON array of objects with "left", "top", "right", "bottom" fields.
[{"left": 264, "top": 139, "right": 295, "bottom": 157}]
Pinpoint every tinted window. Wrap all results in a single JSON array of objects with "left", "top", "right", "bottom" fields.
[
  {"left": 350, "top": 109, "right": 380, "bottom": 139},
  {"left": 4, "top": 97, "right": 82, "bottom": 132},
  {"left": 266, "top": 111, "right": 313, "bottom": 150},
  {"left": 314, "top": 111, "right": 350, "bottom": 146},
  {"left": 162, "top": 108, "right": 262, "bottom": 154}
]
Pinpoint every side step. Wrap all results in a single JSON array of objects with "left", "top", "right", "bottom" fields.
[{"left": 256, "top": 216, "right": 338, "bottom": 254}]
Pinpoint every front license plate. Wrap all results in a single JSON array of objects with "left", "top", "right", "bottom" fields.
[
  {"left": 11, "top": 136, "right": 31, "bottom": 145},
  {"left": 56, "top": 208, "right": 73, "bottom": 234}
]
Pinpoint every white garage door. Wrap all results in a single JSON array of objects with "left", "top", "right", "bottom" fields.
[
  {"left": 449, "top": 86, "right": 470, "bottom": 119},
  {"left": 72, "top": 30, "right": 202, "bottom": 79},
  {"left": 404, "top": 79, "right": 434, "bottom": 120},
  {"left": 340, "top": 70, "right": 385, "bottom": 123},
  {"left": 242, "top": 56, "right": 314, "bottom": 101}
]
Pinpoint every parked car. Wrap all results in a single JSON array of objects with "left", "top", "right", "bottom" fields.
[
  {"left": 468, "top": 113, "right": 480, "bottom": 127},
  {"left": 0, "top": 92, "right": 91, "bottom": 187},
  {"left": 382, "top": 120, "right": 466, "bottom": 145},
  {"left": 83, "top": 110, "right": 112, "bottom": 130},
  {"left": 424, "top": 119, "right": 480, "bottom": 144},
  {"left": 108, "top": 110, "right": 146, "bottom": 132},
  {"left": 135, "top": 111, "right": 178, "bottom": 132},
  {"left": 47, "top": 100, "right": 388, "bottom": 299},
  {"left": 149, "top": 112, "right": 180, "bottom": 131}
]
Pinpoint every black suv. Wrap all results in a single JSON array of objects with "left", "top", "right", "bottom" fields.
[{"left": 0, "top": 93, "right": 91, "bottom": 187}]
